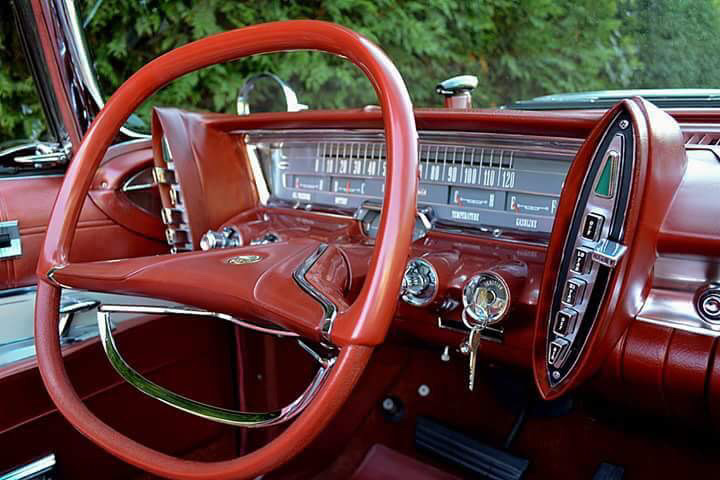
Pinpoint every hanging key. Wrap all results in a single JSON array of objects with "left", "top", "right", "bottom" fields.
[
  {"left": 460, "top": 307, "right": 488, "bottom": 391},
  {"left": 463, "top": 325, "right": 484, "bottom": 391}
]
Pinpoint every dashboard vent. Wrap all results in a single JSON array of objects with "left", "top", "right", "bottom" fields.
[{"left": 684, "top": 130, "right": 720, "bottom": 145}]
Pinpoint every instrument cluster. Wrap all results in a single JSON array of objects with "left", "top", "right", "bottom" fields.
[{"left": 248, "top": 130, "right": 582, "bottom": 243}]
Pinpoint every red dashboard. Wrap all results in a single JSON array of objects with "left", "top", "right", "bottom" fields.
[{"left": 131, "top": 102, "right": 720, "bottom": 421}]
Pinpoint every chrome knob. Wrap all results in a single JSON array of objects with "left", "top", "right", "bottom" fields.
[
  {"left": 436, "top": 75, "right": 479, "bottom": 109},
  {"left": 401, "top": 258, "right": 438, "bottom": 306},
  {"left": 697, "top": 283, "right": 720, "bottom": 323},
  {"left": 200, "top": 227, "right": 242, "bottom": 251}
]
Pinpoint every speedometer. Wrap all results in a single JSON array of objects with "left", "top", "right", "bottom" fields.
[{"left": 247, "top": 130, "right": 581, "bottom": 243}]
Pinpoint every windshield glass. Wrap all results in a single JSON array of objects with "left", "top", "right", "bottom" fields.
[{"left": 78, "top": 0, "right": 720, "bottom": 119}]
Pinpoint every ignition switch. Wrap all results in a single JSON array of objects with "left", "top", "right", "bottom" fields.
[{"left": 462, "top": 262, "right": 527, "bottom": 329}]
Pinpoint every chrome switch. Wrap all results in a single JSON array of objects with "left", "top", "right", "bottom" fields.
[
  {"left": 400, "top": 258, "right": 438, "bottom": 306},
  {"left": 200, "top": 227, "right": 243, "bottom": 250},
  {"left": 591, "top": 239, "right": 627, "bottom": 268}
]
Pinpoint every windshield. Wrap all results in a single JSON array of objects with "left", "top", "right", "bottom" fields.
[{"left": 77, "top": 0, "right": 720, "bottom": 119}]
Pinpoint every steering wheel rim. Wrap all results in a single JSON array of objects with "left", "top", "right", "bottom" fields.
[{"left": 34, "top": 20, "right": 417, "bottom": 479}]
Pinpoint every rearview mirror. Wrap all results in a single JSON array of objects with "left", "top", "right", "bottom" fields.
[{"left": 237, "top": 73, "right": 308, "bottom": 115}]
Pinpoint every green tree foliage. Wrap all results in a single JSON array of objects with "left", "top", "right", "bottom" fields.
[
  {"left": 77, "top": 0, "right": 638, "bottom": 121},
  {"left": 0, "top": 12, "right": 48, "bottom": 142},
  {"left": 627, "top": 0, "right": 720, "bottom": 88},
  {"left": 1, "top": 0, "right": 719, "bottom": 143}
]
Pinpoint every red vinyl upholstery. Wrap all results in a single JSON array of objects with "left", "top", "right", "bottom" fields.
[{"left": 350, "top": 444, "right": 460, "bottom": 480}]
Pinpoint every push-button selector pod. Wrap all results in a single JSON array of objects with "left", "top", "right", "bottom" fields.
[{"left": 545, "top": 111, "right": 634, "bottom": 387}]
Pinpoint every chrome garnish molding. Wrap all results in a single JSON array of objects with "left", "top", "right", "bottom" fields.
[{"left": 292, "top": 244, "right": 338, "bottom": 343}]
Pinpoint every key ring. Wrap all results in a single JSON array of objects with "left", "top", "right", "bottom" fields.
[{"left": 462, "top": 306, "right": 488, "bottom": 331}]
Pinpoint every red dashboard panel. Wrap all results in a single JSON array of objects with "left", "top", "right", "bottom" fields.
[{"left": 196, "top": 106, "right": 716, "bottom": 418}]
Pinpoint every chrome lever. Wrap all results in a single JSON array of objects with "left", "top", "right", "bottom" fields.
[{"left": 591, "top": 239, "right": 627, "bottom": 268}]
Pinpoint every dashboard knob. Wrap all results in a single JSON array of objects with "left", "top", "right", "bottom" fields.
[
  {"left": 401, "top": 258, "right": 439, "bottom": 306},
  {"left": 436, "top": 75, "right": 478, "bottom": 109},
  {"left": 697, "top": 283, "right": 720, "bottom": 323},
  {"left": 199, "top": 227, "right": 243, "bottom": 251}
]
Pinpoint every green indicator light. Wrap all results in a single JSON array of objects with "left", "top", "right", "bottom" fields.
[{"left": 595, "top": 151, "right": 618, "bottom": 198}]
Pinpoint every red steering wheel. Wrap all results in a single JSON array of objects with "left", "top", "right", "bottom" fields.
[{"left": 35, "top": 21, "right": 418, "bottom": 479}]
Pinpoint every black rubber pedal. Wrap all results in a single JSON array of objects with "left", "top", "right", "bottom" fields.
[
  {"left": 415, "top": 416, "right": 529, "bottom": 480},
  {"left": 593, "top": 463, "right": 624, "bottom": 480}
]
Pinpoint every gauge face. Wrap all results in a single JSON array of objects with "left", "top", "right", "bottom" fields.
[{"left": 463, "top": 272, "right": 510, "bottom": 326}]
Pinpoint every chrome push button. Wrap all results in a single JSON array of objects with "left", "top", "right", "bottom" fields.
[
  {"left": 562, "top": 278, "right": 586, "bottom": 306},
  {"left": 581, "top": 213, "right": 604, "bottom": 241},
  {"left": 570, "top": 247, "right": 592, "bottom": 274},
  {"left": 548, "top": 338, "right": 570, "bottom": 367},
  {"left": 554, "top": 308, "right": 578, "bottom": 336}
]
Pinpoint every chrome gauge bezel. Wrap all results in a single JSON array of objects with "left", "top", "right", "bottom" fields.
[
  {"left": 401, "top": 257, "right": 439, "bottom": 307},
  {"left": 462, "top": 272, "right": 511, "bottom": 326}
]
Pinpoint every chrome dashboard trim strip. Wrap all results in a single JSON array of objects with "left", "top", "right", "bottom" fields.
[
  {"left": 637, "top": 288, "right": 720, "bottom": 337},
  {"left": 97, "top": 305, "right": 335, "bottom": 427},
  {"left": 246, "top": 142, "right": 271, "bottom": 204},
  {"left": 241, "top": 128, "right": 584, "bottom": 152},
  {"left": 292, "top": 244, "right": 338, "bottom": 343}
]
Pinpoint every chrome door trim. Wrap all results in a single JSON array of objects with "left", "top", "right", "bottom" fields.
[
  {"left": 292, "top": 244, "right": 338, "bottom": 342},
  {"left": 97, "top": 306, "right": 335, "bottom": 427}
]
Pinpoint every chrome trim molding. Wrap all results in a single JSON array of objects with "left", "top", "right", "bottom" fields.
[
  {"left": 0, "top": 454, "right": 56, "bottom": 480},
  {"left": 46, "top": 264, "right": 70, "bottom": 289},
  {"left": 242, "top": 129, "right": 584, "bottom": 151},
  {"left": 61, "top": 0, "right": 149, "bottom": 139},
  {"left": 121, "top": 167, "right": 156, "bottom": 192},
  {"left": 292, "top": 244, "right": 338, "bottom": 343},
  {"left": 637, "top": 287, "right": 720, "bottom": 337},
  {"left": 98, "top": 304, "right": 298, "bottom": 338},
  {"left": 246, "top": 143, "right": 271, "bottom": 204},
  {"left": 97, "top": 306, "right": 335, "bottom": 427}
]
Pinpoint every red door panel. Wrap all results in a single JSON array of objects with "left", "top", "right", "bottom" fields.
[{"left": 0, "top": 141, "right": 167, "bottom": 290}]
